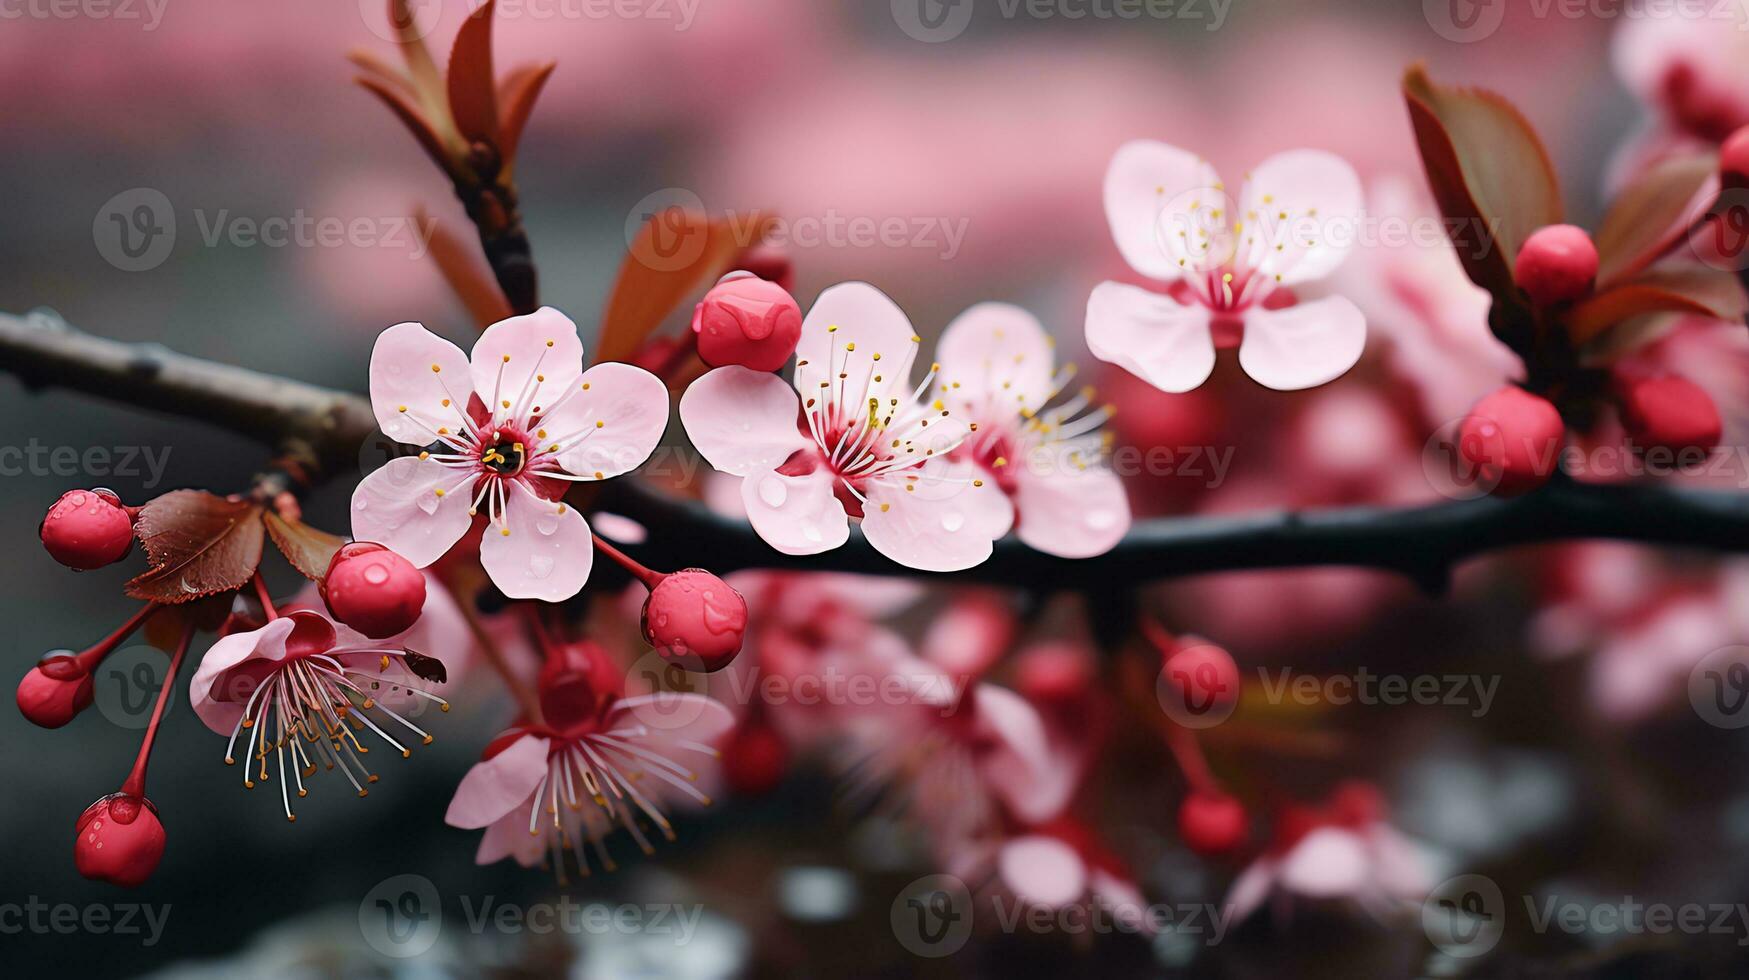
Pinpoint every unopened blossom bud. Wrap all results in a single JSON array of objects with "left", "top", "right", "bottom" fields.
[
  {"left": 321, "top": 542, "right": 426, "bottom": 639},
  {"left": 1617, "top": 373, "right": 1722, "bottom": 454},
  {"left": 1458, "top": 386, "right": 1565, "bottom": 497},
  {"left": 1722, "top": 126, "right": 1749, "bottom": 186},
  {"left": 723, "top": 722, "right": 788, "bottom": 797},
  {"left": 538, "top": 640, "right": 622, "bottom": 732},
  {"left": 691, "top": 271, "right": 803, "bottom": 373},
  {"left": 642, "top": 569, "right": 748, "bottom": 673},
  {"left": 17, "top": 652, "right": 93, "bottom": 729},
  {"left": 1328, "top": 780, "right": 1386, "bottom": 829},
  {"left": 1513, "top": 225, "right": 1598, "bottom": 308},
  {"left": 74, "top": 793, "right": 166, "bottom": 888},
  {"left": 1161, "top": 639, "right": 1240, "bottom": 714},
  {"left": 40, "top": 488, "right": 133, "bottom": 570},
  {"left": 1178, "top": 791, "right": 1247, "bottom": 856}
]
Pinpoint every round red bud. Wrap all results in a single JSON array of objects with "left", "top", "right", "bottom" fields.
[
  {"left": 1328, "top": 780, "right": 1387, "bottom": 829},
  {"left": 723, "top": 723, "right": 789, "bottom": 797},
  {"left": 1178, "top": 792, "right": 1248, "bottom": 856},
  {"left": 1161, "top": 639, "right": 1241, "bottom": 712},
  {"left": 1722, "top": 126, "right": 1749, "bottom": 185},
  {"left": 691, "top": 272, "right": 803, "bottom": 373},
  {"left": 1458, "top": 386, "right": 1565, "bottom": 497},
  {"left": 40, "top": 488, "right": 133, "bottom": 570},
  {"left": 642, "top": 570, "right": 748, "bottom": 673},
  {"left": 1617, "top": 374, "right": 1722, "bottom": 454},
  {"left": 538, "top": 640, "right": 623, "bottom": 734},
  {"left": 17, "top": 653, "right": 94, "bottom": 729},
  {"left": 321, "top": 542, "right": 426, "bottom": 639},
  {"left": 75, "top": 793, "right": 166, "bottom": 888},
  {"left": 1514, "top": 224, "right": 1598, "bottom": 307}
]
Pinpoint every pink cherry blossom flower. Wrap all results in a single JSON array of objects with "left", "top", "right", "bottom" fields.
[
  {"left": 351, "top": 308, "right": 669, "bottom": 601},
  {"left": 957, "top": 821, "right": 1149, "bottom": 930},
  {"left": 1088, "top": 141, "right": 1367, "bottom": 393},
  {"left": 444, "top": 694, "right": 732, "bottom": 881},
  {"left": 680, "top": 282, "right": 1010, "bottom": 572},
  {"left": 1225, "top": 805, "right": 1430, "bottom": 925},
  {"left": 932, "top": 304, "right": 1132, "bottom": 558},
  {"left": 288, "top": 570, "right": 476, "bottom": 689},
  {"left": 188, "top": 611, "right": 449, "bottom": 822}
]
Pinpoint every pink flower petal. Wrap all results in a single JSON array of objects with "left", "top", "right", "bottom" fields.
[
  {"left": 973, "top": 684, "right": 1069, "bottom": 824},
  {"left": 538, "top": 361, "right": 669, "bottom": 480},
  {"left": 935, "top": 303, "right": 1058, "bottom": 414},
  {"left": 739, "top": 464, "right": 850, "bottom": 556},
  {"left": 1238, "top": 149, "right": 1364, "bottom": 285},
  {"left": 1104, "top": 139, "right": 1222, "bottom": 281},
  {"left": 1223, "top": 858, "right": 1278, "bottom": 923},
  {"left": 469, "top": 307, "right": 585, "bottom": 416},
  {"left": 476, "top": 806, "right": 546, "bottom": 867},
  {"left": 350, "top": 456, "right": 476, "bottom": 568},
  {"left": 1000, "top": 835, "right": 1088, "bottom": 908},
  {"left": 1278, "top": 827, "right": 1370, "bottom": 899},
  {"left": 861, "top": 462, "right": 1011, "bottom": 572},
  {"left": 188, "top": 618, "right": 296, "bottom": 735},
  {"left": 369, "top": 321, "right": 474, "bottom": 447},
  {"left": 480, "top": 482, "right": 594, "bottom": 601},
  {"left": 1013, "top": 461, "right": 1131, "bottom": 559},
  {"left": 1085, "top": 281, "right": 1216, "bottom": 394},
  {"left": 795, "top": 282, "right": 919, "bottom": 403},
  {"left": 680, "top": 367, "right": 812, "bottom": 476},
  {"left": 445, "top": 733, "right": 551, "bottom": 829},
  {"left": 1238, "top": 295, "right": 1366, "bottom": 391},
  {"left": 610, "top": 693, "right": 736, "bottom": 745}
]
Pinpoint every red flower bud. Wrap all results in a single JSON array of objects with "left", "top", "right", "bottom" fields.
[
  {"left": 74, "top": 793, "right": 165, "bottom": 888},
  {"left": 723, "top": 722, "right": 788, "bottom": 797},
  {"left": 1328, "top": 780, "right": 1386, "bottom": 829},
  {"left": 1160, "top": 639, "right": 1240, "bottom": 713},
  {"left": 1723, "top": 126, "right": 1749, "bottom": 186},
  {"left": 321, "top": 542, "right": 426, "bottom": 639},
  {"left": 1458, "top": 386, "right": 1565, "bottom": 497},
  {"left": 40, "top": 488, "right": 133, "bottom": 570},
  {"left": 1513, "top": 224, "right": 1598, "bottom": 307},
  {"left": 1617, "top": 373, "right": 1722, "bottom": 454},
  {"left": 1015, "top": 642, "right": 1093, "bottom": 705},
  {"left": 641, "top": 569, "right": 748, "bottom": 673},
  {"left": 1178, "top": 791, "right": 1247, "bottom": 856},
  {"left": 538, "top": 640, "right": 623, "bottom": 733},
  {"left": 17, "top": 653, "right": 94, "bottom": 729},
  {"left": 691, "top": 272, "right": 803, "bottom": 373}
]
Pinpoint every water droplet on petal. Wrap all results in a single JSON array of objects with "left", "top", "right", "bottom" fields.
[
  {"left": 758, "top": 477, "right": 788, "bottom": 508},
  {"left": 415, "top": 493, "right": 440, "bottom": 516},
  {"left": 528, "top": 555, "right": 555, "bottom": 579},
  {"left": 941, "top": 511, "right": 965, "bottom": 533},
  {"left": 536, "top": 512, "right": 561, "bottom": 535},
  {"left": 1086, "top": 510, "right": 1117, "bottom": 530}
]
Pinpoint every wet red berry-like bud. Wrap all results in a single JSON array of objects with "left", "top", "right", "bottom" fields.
[
  {"left": 538, "top": 640, "right": 623, "bottom": 733},
  {"left": 17, "top": 653, "right": 94, "bottom": 729},
  {"left": 74, "top": 793, "right": 165, "bottom": 888},
  {"left": 1328, "top": 780, "right": 1386, "bottom": 829},
  {"left": 691, "top": 272, "right": 803, "bottom": 373},
  {"left": 1514, "top": 224, "right": 1598, "bottom": 307},
  {"left": 321, "top": 543, "right": 426, "bottom": 639},
  {"left": 641, "top": 569, "right": 748, "bottom": 673},
  {"left": 1722, "top": 126, "right": 1749, "bottom": 185},
  {"left": 1161, "top": 639, "right": 1240, "bottom": 713},
  {"left": 1458, "top": 386, "right": 1565, "bottom": 497},
  {"left": 1617, "top": 373, "right": 1722, "bottom": 454},
  {"left": 40, "top": 488, "right": 133, "bottom": 570},
  {"left": 1178, "top": 791, "right": 1247, "bottom": 856},
  {"left": 724, "top": 722, "right": 788, "bottom": 797}
]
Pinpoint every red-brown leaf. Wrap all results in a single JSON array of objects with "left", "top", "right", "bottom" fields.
[
  {"left": 357, "top": 76, "right": 457, "bottom": 176},
  {"left": 597, "top": 209, "right": 773, "bottom": 365},
  {"left": 1567, "top": 265, "right": 1749, "bottom": 348},
  {"left": 143, "top": 594, "right": 237, "bottom": 651},
  {"left": 1403, "top": 65, "right": 1562, "bottom": 309},
  {"left": 127, "top": 491, "right": 265, "bottom": 604},
  {"left": 496, "top": 60, "right": 556, "bottom": 174},
  {"left": 447, "top": 0, "right": 499, "bottom": 144},
  {"left": 264, "top": 511, "right": 348, "bottom": 582},
  {"left": 1595, "top": 152, "right": 1719, "bottom": 287}
]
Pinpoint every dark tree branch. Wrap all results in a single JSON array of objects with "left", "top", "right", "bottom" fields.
[{"left": 5, "top": 307, "right": 1749, "bottom": 589}]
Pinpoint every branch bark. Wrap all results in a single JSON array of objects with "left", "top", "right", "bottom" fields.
[{"left": 5, "top": 307, "right": 1748, "bottom": 590}]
